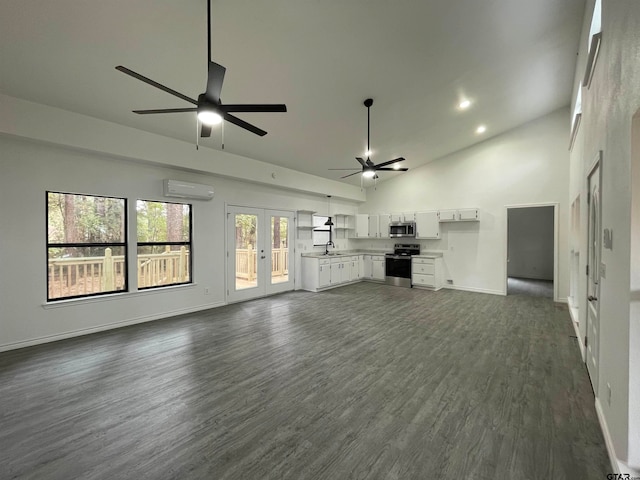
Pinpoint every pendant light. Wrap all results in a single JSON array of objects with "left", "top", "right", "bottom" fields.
[{"left": 324, "top": 195, "right": 334, "bottom": 226}]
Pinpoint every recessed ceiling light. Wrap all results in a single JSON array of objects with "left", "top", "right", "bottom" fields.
[
  {"left": 458, "top": 99, "right": 471, "bottom": 110},
  {"left": 476, "top": 125, "right": 487, "bottom": 134},
  {"left": 365, "top": 149, "right": 372, "bottom": 157}
]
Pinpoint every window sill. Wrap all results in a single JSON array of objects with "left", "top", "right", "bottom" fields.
[{"left": 42, "top": 283, "right": 197, "bottom": 309}]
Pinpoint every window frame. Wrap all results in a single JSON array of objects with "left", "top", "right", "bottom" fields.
[
  {"left": 312, "top": 214, "right": 331, "bottom": 246},
  {"left": 46, "top": 191, "right": 128, "bottom": 302},
  {"left": 136, "top": 199, "right": 193, "bottom": 290}
]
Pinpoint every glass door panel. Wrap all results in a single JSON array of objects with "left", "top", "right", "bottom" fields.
[
  {"left": 234, "top": 213, "right": 258, "bottom": 291},
  {"left": 270, "top": 215, "right": 289, "bottom": 285}
]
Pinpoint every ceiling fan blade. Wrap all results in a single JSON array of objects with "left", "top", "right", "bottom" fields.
[
  {"left": 200, "top": 124, "right": 212, "bottom": 138},
  {"left": 374, "top": 157, "right": 406, "bottom": 168},
  {"left": 116, "top": 66, "right": 197, "bottom": 105},
  {"left": 341, "top": 171, "right": 362, "bottom": 178},
  {"left": 132, "top": 108, "right": 197, "bottom": 114},
  {"left": 356, "top": 157, "right": 367, "bottom": 166},
  {"left": 205, "top": 61, "right": 226, "bottom": 104},
  {"left": 220, "top": 104, "right": 287, "bottom": 113},
  {"left": 366, "top": 159, "right": 375, "bottom": 167},
  {"left": 224, "top": 113, "right": 267, "bottom": 136},
  {"left": 375, "top": 168, "right": 409, "bottom": 172}
]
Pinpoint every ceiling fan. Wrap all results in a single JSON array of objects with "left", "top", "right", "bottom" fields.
[
  {"left": 330, "top": 98, "right": 408, "bottom": 179},
  {"left": 115, "top": 0, "right": 286, "bottom": 139}
]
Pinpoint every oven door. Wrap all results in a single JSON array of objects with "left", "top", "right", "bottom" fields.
[{"left": 385, "top": 255, "right": 412, "bottom": 287}]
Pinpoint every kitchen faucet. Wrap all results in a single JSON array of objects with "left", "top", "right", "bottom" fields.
[{"left": 325, "top": 240, "right": 335, "bottom": 255}]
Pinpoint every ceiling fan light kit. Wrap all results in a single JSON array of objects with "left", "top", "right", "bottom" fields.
[
  {"left": 116, "top": 0, "right": 286, "bottom": 141},
  {"left": 328, "top": 98, "right": 409, "bottom": 182}
]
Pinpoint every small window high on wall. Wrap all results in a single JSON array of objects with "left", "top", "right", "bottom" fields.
[
  {"left": 47, "top": 192, "right": 127, "bottom": 301},
  {"left": 588, "top": 0, "right": 602, "bottom": 48},
  {"left": 136, "top": 200, "right": 192, "bottom": 289}
]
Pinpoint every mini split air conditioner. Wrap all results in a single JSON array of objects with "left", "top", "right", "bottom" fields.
[{"left": 163, "top": 179, "right": 214, "bottom": 200}]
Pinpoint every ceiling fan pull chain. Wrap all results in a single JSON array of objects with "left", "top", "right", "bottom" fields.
[
  {"left": 222, "top": 121, "right": 225, "bottom": 150},
  {"left": 196, "top": 116, "right": 200, "bottom": 150}
]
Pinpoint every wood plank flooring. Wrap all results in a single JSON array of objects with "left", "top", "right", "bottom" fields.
[{"left": 0, "top": 283, "right": 610, "bottom": 479}]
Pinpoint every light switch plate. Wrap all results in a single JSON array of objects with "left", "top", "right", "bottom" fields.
[{"left": 600, "top": 262, "right": 606, "bottom": 278}]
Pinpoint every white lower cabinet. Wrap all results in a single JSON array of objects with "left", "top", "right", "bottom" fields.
[
  {"left": 302, "top": 256, "right": 362, "bottom": 291},
  {"left": 412, "top": 256, "right": 443, "bottom": 290},
  {"left": 330, "top": 258, "right": 351, "bottom": 285},
  {"left": 302, "top": 254, "right": 389, "bottom": 291},
  {"left": 371, "top": 255, "right": 385, "bottom": 281}
]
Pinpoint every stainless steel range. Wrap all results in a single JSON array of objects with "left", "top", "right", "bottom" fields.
[{"left": 385, "top": 243, "right": 420, "bottom": 288}]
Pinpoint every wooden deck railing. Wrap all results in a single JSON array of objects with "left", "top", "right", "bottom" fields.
[
  {"left": 48, "top": 245, "right": 288, "bottom": 298},
  {"left": 235, "top": 245, "right": 288, "bottom": 281}
]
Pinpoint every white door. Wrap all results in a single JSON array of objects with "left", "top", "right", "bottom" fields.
[
  {"left": 586, "top": 162, "right": 601, "bottom": 393},
  {"left": 226, "top": 206, "right": 295, "bottom": 303}
]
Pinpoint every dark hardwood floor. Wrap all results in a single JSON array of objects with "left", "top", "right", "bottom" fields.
[{"left": 0, "top": 283, "right": 610, "bottom": 479}]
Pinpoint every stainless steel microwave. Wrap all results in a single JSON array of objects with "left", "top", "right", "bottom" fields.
[{"left": 389, "top": 222, "right": 416, "bottom": 237}]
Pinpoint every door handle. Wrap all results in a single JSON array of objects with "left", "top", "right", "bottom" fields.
[{"left": 588, "top": 295, "right": 597, "bottom": 301}]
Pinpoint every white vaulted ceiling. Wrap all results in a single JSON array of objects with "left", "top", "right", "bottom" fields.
[{"left": 0, "top": 0, "right": 585, "bottom": 185}]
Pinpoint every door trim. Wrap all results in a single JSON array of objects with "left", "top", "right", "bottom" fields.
[{"left": 503, "top": 202, "right": 559, "bottom": 301}]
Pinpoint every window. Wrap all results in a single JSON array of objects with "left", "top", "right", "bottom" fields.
[
  {"left": 47, "top": 192, "right": 127, "bottom": 301},
  {"left": 137, "top": 200, "right": 192, "bottom": 289},
  {"left": 313, "top": 215, "right": 330, "bottom": 246}
]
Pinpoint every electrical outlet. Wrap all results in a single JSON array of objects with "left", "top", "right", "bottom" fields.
[
  {"left": 204, "top": 287, "right": 210, "bottom": 295},
  {"left": 600, "top": 262, "right": 606, "bottom": 279},
  {"left": 447, "top": 279, "right": 453, "bottom": 285},
  {"left": 607, "top": 383, "right": 612, "bottom": 405}
]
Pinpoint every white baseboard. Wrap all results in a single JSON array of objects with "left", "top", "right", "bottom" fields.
[
  {"left": 595, "top": 398, "right": 640, "bottom": 476},
  {"left": 0, "top": 301, "right": 226, "bottom": 352},
  {"left": 569, "top": 305, "right": 585, "bottom": 361},
  {"left": 443, "top": 284, "right": 504, "bottom": 296}
]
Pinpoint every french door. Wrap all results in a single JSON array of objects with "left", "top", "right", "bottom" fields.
[
  {"left": 586, "top": 157, "right": 602, "bottom": 394},
  {"left": 226, "top": 206, "right": 295, "bottom": 303}
]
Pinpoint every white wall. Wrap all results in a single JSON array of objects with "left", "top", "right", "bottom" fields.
[
  {"left": 507, "top": 206, "right": 555, "bottom": 280},
  {"left": 568, "top": 0, "right": 640, "bottom": 472},
  {"left": 0, "top": 135, "right": 359, "bottom": 351},
  {"left": 356, "top": 109, "right": 570, "bottom": 298}
]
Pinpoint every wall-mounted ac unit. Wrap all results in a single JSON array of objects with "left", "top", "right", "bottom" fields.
[{"left": 163, "top": 179, "right": 214, "bottom": 200}]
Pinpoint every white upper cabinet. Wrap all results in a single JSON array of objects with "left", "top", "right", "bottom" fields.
[
  {"left": 368, "top": 214, "right": 380, "bottom": 238},
  {"left": 438, "top": 209, "right": 457, "bottom": 222},
  {"left": 439, "top": 208, "right": 479, "bottom": 222},
  {"left": 402, "top": 212, "right": 415, "bottom": 222},
  {"left": 457, "top": 208, "right": 479, "bottom": 221},
  {"left": 354, "top": 214, "right": 369, "bottom": 238},
  {"left": 415, "top": 211, "right": 440, "bottom": 239},
  {"left": 378, "top": 213, "right": 391, "bottom": 238}
]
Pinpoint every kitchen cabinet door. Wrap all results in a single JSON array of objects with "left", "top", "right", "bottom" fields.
[
  {"left": 318, "top": 263, "right": 331, "bottom": 288},
  {"left": 371, "top": 256, "right": 385, "bottom": 280},
  {"left": 368, "top": 215, "right": 380, "bottom": 238},
  {"left": 439, "top": 209, "right": 457, "bottom": 222},
  {"left": 378, "top": 214, "right": 391, "bottom": 238},
  {"left": 354, "top": 214, "right": 369, "bottom": 238},
  {"left": 362, "top": 255, "right": 373, "bottom": 278},
  {"left": 415, "top": 211, "right": 440, "bottom": 239}
]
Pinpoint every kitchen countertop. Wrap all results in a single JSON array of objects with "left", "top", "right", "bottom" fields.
[
  {"left": 301, "top": 250, "right": 390, "bottom": 258},
  {"left": 302, "top": 250, "right": 444, "bottom": 258}
]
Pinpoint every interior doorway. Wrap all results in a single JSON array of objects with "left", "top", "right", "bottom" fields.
[
  {"left": 585, "top": 152, "right": 602, "bottom": 395},
  {"left": 505, "top": 204, "right": 558, "bottom": 300}
]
